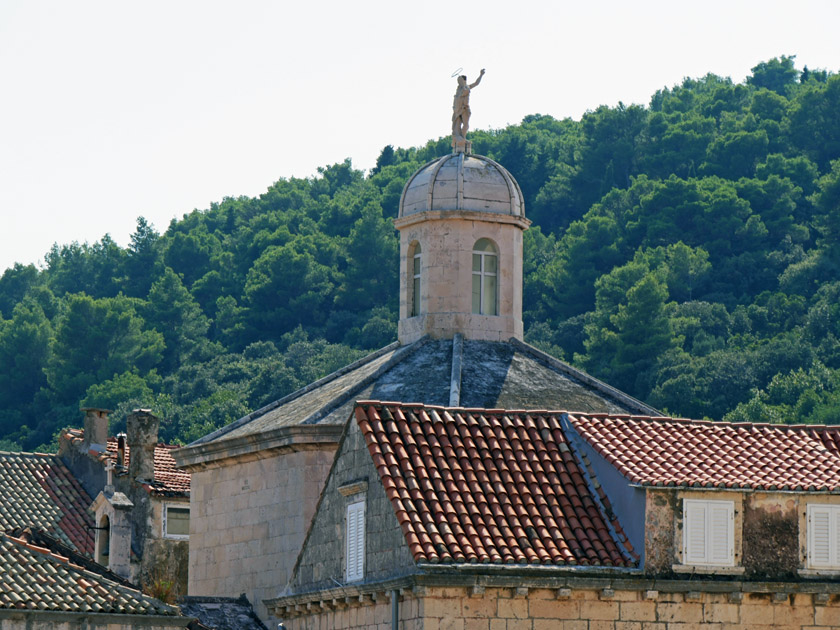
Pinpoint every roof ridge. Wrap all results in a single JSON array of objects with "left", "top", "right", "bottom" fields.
[{"left": 187, "top": 339, "right": 406, "bottom": 446}]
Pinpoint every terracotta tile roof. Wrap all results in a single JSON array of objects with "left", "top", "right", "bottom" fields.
[
  {"left": 0, "top": 451, "right": 94, "bottom": 555},
  {"left": 62, "top": 430, "right": 190, "bottom": 495},
  {"left": 569, "top": 413, "right": 840, "bottom": 491},
  {"left": 355, "top": 401, "right": 637, "bottom": 568},
  {"left": 0, "top": 532, "right": 178, "bottom": 614}
]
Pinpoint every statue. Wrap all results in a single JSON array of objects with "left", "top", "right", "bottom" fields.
[{"left": 452, "top": 69, "right": 485, "bottom": 153}]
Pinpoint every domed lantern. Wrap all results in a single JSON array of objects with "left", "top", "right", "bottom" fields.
[{"left": 394, "top": 76, "right": 530, "bottom": 343}]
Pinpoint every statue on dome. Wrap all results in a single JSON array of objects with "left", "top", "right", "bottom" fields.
[{"left": 452, "top": 69, "right": 485, "bottom": 153}]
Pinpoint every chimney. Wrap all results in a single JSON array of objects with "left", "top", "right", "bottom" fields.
[
  {"left": 80, "top": 407, "right": 110, "bottom": 452},
  {"left": 116, "top": 433, "right": 127, "bottom": 469},
  {"left": 126, "top": 409, "right": 159, "bottom": 482}
]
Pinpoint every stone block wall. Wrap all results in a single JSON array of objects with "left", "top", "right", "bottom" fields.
[
  {"left": 187, "top": 447, "right": 335, "bottom": 623},
  {"left": 291, "top": 420, "right": 415, "bottom": 591},
  {"left": 279, "top": 584, "right": 840, "bottom": 630}
]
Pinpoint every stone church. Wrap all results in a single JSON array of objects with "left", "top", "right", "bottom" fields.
[{"left": 173, "top": 80, "right": 840, "bottom": 630}]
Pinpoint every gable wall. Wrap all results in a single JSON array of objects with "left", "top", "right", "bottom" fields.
[
  {"left": 187, "top": 447, "right": 335, "bottom": 623},
  {"left": 291, "top": 420, "right": 415, "bottom": 592}
]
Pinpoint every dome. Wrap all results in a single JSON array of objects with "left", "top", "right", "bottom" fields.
[{"left": 399, "top": 153, "right": 525, "bottom": 218}]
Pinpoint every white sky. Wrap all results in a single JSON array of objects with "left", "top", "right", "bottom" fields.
[{"left": 0, "top": 0, "right": 837, "bottom": 273}]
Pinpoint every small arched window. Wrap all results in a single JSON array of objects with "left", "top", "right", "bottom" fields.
[
  {"left": 97, "top": 515, "right": 110, "bottom": 566},
  {"left": 410, "top": 242, "right": 422, "bottom": 317},
  {"left": 472, "top": 239, "right": 498, "bottom": 316}
]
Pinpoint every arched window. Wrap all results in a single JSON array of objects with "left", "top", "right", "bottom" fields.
[
  {"left": 97, "top": 515, "right": 110, "bottom": 566},
  {"left": 410, "top": 242, "right": 422, "bottom": 317},
  {"left": 472, "top": 239, "right": 498, "bottom": 315}
]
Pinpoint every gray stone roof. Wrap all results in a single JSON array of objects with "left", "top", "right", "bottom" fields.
[
  {"left": 178, "top": 337, "right": 659, "bottom": 466},
  {"left": 179, "top": 595, "right": 267, "bottom": 630}
]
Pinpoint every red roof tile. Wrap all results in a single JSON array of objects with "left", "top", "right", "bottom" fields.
[
  {"left": 62, "top": 430, "right": 190, "bottom": 495},
  {"left": 355, "top": 402, "right": 637, "bottom": 568},
  {"left": 0, "top": 451, "right": 94, "bottom": 555},
  {"left": 0, "top": 532, "right": 178, "bottom": 614},
  {"left": 569, "top": 414, "right": 840, "bottom": 491}
]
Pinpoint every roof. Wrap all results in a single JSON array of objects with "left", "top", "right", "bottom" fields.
[
  {"left": 178, "top": 338, "right": 658, "bottom": 466},
  {"left": 0, "top": 451, "right": 94, "bottom": 555},
  {"left": 355, "top": 401, "right": 637, "bottom": 568},
  {"left": 179, "top": 595, "right": 268, "bottom": 630},
  {"left": 0, "top": 531, "right": 179, "bottom": 615},
  {"left": 62, "top": 430, "right": 190, "bottom": 495},
  {"left": 569, "top": 413, "right": 840, "bottom": 491},
  {"left": 399, "top": 153, "right": 526, "bottom": 218}
]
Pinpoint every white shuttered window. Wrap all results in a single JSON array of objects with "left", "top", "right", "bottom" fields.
[
  {"left": 345, "top": 500, "right": 366, "bottom": 582},
  {"left": 683, "top": 499, "right": 734, "bottom": 566},
  {"left": 807, "top": 504, "right": 840, "bottom": 568}
]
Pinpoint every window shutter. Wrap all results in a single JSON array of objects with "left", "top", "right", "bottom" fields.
[
  {"left": 809, "top": 506, "right": 833, "bottom": 567},
  {"left": 346, "top": 501, "right": 365, "bottom": 582},
  {"left": 685, "top": 502, "right": 707, "bottom": 563},
  {"left": 708, "top": 502, "right": 733, "bottom": 565},
  {"left": 684, "top": 499, "right": 734, "bottom": 566}
]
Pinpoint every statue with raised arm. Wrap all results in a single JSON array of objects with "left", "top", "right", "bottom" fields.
[{"left": 452, "top": 69, "right": 485, "bottom": 153}]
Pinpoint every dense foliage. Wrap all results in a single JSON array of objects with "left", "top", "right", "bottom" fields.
[{"left": 2, "top": 56, "right": 839, "bottom": 452}]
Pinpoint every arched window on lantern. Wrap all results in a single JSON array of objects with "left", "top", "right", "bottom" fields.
[
  {"left": 472, "top": 238, "right": 498, "bottom": 316},
  {"left": 409, "top": 242, "right": 422, "bottom": 317}
]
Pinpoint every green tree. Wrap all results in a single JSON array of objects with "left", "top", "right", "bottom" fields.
[
  {"left": 144, "top": 268, "right": 213, "bottom": 371},
  {"left": 47, "top": 294, "right": 164, "bottom": 406}
]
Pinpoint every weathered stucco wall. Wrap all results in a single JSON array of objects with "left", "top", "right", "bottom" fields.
[
  {"left": 291, "top": 419, "right": 415, "bottom": 592},
  {"left": 278, "top": 584, "right": 840, "bottom": 630},
  {"left": 187, "top": 447, "right": 335, "bottom": 623},
  {"left": 645, "top": 488, "right": 840, "bottom": 579}
]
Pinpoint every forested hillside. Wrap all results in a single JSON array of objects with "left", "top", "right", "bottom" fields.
[{"left": 2, "top": 56, "right": 839, "bottom": 452}]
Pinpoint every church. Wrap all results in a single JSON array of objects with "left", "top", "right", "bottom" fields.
[{"left": 173, "top": 77, "right": 840, "bottom": 630}]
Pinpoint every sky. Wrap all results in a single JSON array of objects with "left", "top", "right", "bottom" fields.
[{"left": 0, "top": 0, "right": 837, "bottom": 273}]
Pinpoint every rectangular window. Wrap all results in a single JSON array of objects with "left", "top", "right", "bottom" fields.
[
  {"left": 345, "top": 500, "right": 365, "bottom": 582},
  {"left": 164, "top": 505, "right": 190, "bottom": 539},
  {"left": 683, "top": 499, "right": 733, "bottom": 566},
  {"left": 808, "top": 504, "right": 840, "bottom": 568}
]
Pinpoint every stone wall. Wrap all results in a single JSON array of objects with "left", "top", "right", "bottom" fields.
[
  {"left": 291, "top": 420, "right": 415, "bottom": 592},
  {"left": 187, "top": 447, "right": 335, "bottom": 623},
  {"left": 0, "top": 614, "right": 189, "bottom": 630},
  {"left": 279, "top": 584, "right": 840, "bottom": 630},
  {"left": 395, "top": 213, "right": 526, "bottom": 343}
]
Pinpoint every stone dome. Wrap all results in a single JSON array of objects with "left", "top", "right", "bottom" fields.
[{"left": 399, "top": 152, "right": 525, "bottom": 218}]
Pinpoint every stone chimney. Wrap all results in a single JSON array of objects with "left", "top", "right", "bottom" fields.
[
  {"left": 126, "top": 409, "right": 159, "bottom": 482},
  {"left": 80, "top": 407, "right": 110, "bottom": 453}
]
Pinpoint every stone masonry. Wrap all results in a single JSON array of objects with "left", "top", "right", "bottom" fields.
[
  {"left": 187, "top": 448, "right": 334, "bottom": 623},
  {"left": 276, "top": 583, "right": 840, "bottom": 630}
]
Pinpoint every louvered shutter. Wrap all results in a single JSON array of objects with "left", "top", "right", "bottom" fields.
[
  {"left": 684, "top": 499, "right": 734, "bottom": 566},
  {"left": 808, "top": 504, "right": 839, "bottom": 568},
  {"left": 345, "top": 501, "right": 366, "bottom": 582},
  {"left": 684, "top": 501, "right": 708, "bottom": 564},
  {"left": 708, "top": 502, "right": 734, "bottom": 565}
]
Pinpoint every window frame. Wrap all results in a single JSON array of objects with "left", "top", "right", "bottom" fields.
[
  {"left": 471, "top": 239, "right": 498, "bottom": 316},
  {"left": 807, "top": 503, "right": 840, "bottom": 569},
  {"left": 410, "top": 242, "right": 422, "bottom": 317},
  {"left": 682, "top": 498, "right": 735, "bottom": 567},
  {"left": 345, "top": 499, "right": 366, "bottom": 583},
  {"left": 162, "top": 503, "right": 190, "bottom": 540}
]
